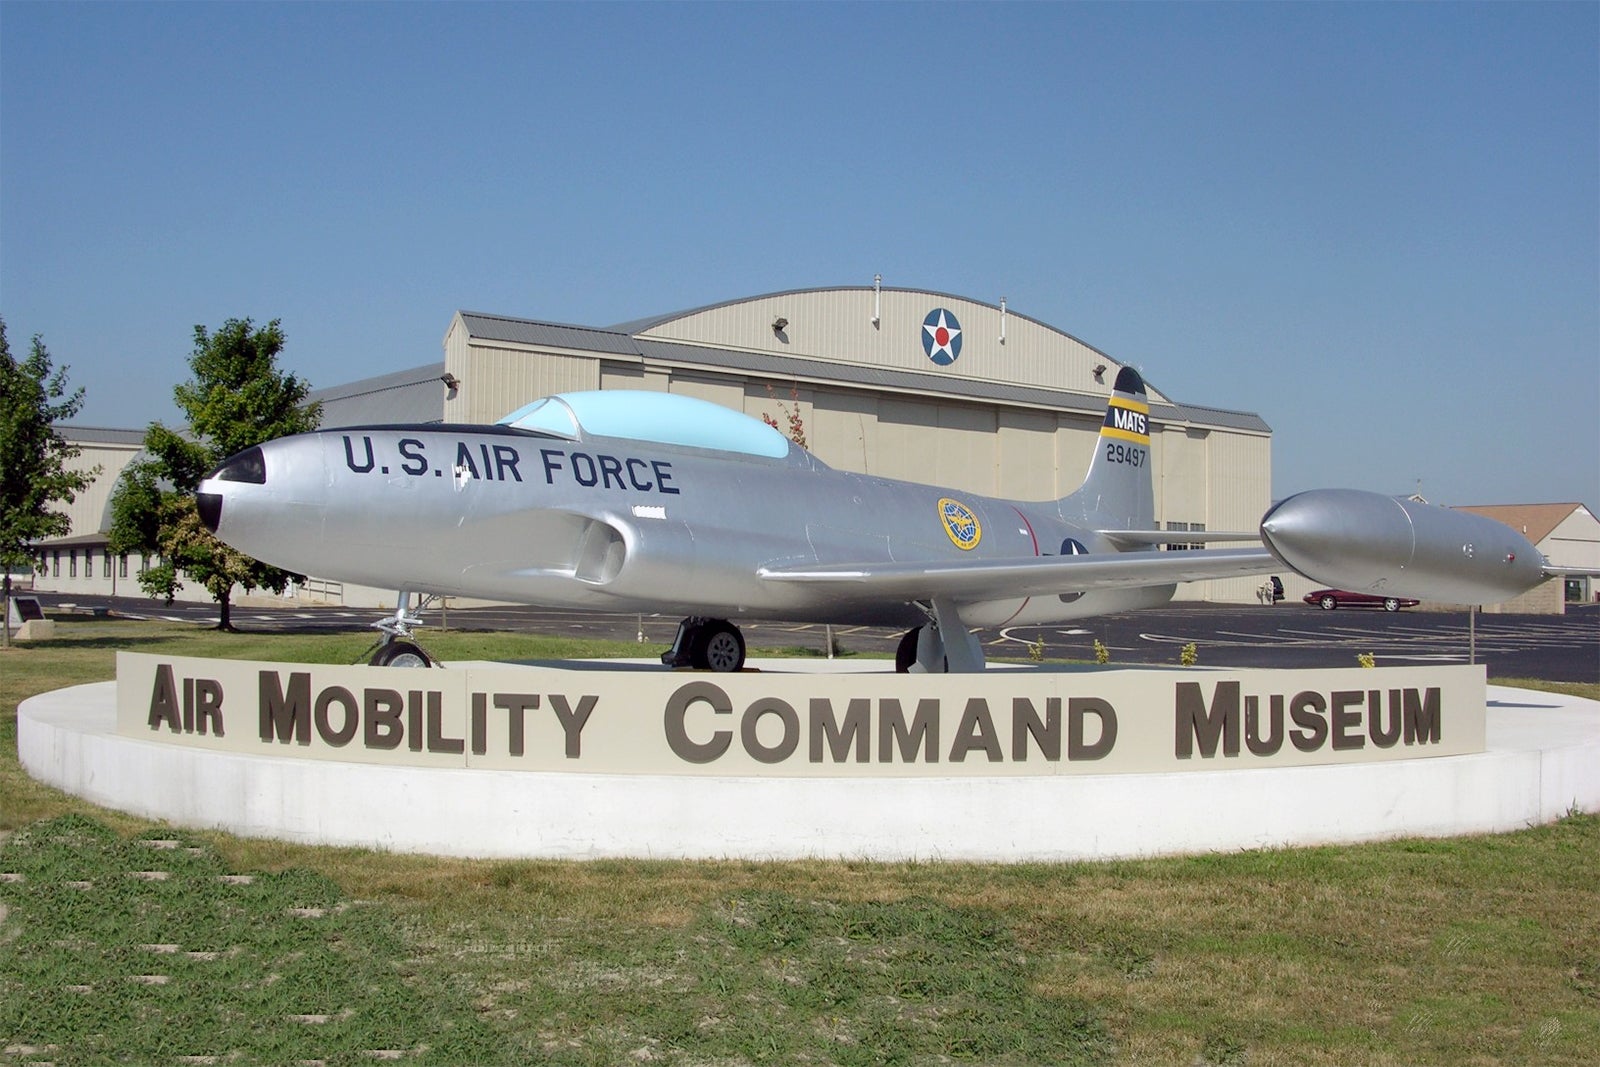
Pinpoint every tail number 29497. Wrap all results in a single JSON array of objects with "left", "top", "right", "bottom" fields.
[{"left": 1105, "top": 441, "right": 1145, "bottom": 467}]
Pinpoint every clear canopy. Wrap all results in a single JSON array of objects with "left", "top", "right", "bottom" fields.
[{"left": 498, "top": 390, "right": 792, "bottom": 459}]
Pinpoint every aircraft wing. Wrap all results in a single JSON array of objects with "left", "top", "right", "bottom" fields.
[{"left": 758, "top": 547, "right": 1280, "bottom": 602}]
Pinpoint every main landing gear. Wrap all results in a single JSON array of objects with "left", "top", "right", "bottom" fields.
[
  {"left": 661, "top": 617, "right": 747, "bottom": 672},
  {"left": 894, "top": 598, "right": 987, "bottom": 673},
  {"left": 363, "top": 592, "right": 437, "bottom": 668}
]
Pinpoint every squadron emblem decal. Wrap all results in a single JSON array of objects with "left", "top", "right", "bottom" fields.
[
  {"left": 921, "top": 308, "right": 963, "bottom": 366},
  {"left": 938, "top": 497, "right": 982, "bottom": 550}
]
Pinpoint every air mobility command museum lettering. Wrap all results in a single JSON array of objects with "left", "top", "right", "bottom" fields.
[{"left": 119, "top": 654, "right": 1486, "bottom": 776}]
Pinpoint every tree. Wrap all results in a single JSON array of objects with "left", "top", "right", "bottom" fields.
[
  {"left": 109, "top": 318, "right": 321, "bottom": 631},
  {"left": 761, "top": 383, "right": 808, "bottom": 448},
  {"left": 0, "top": 318, "right": 98, "bottom": 648}
]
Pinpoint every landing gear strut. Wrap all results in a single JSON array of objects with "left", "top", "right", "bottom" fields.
[
  {"left": 362, "top": 592, "right": 438, "bottom": 668},
  {"left": 661, "top": 617, "right": 746, "bottom": 672}
]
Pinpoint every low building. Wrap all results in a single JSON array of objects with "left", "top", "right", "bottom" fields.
[
  {"left": 1453, "top": 503, "right": 1600, "bottom": 612},
  {"left": 20, "top": 427, "right": 152, "bottom": 600}
]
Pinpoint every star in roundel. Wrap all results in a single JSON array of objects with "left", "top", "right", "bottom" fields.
[{"left": 921, "top": 308, "right": 963, "bottom": 366}]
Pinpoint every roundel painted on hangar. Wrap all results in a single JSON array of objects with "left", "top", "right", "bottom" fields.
[{"left": 921, "top": 308, "right": 963, "bottom": 366}]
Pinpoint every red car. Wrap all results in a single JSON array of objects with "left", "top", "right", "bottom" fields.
[{"left": 1304, "top": 589, "right": 1419, "bottom": 612}]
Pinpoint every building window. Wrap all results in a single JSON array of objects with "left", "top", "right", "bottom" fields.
[
  {"left": 103, "top": 550, "right": 111, "bottom": 578},
  {"left": 120, "top": 554, "right": 129, "bottom": 579},
  {"left": 52, "top": 550, "right": 60, "bottom": 577},
  {"left": 1164, "top": 521, "right": 1206, "bottom": 551},
  {"left": 69, "top": 550, "right": 77, "bottom": 578}
]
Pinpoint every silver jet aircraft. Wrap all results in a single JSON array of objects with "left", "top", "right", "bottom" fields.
[{"left": 197, "top": 368, "right": 1556, "bottom": 671}]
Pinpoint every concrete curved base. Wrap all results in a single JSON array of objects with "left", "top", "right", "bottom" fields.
[{"left": 19, "top": 679, "right": 1600, "bottom": 861}]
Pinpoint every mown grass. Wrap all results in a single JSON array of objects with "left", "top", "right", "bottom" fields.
[
  {"left": 0, "top": 814, "right": 503, "bottom": 1064},
  {"left": 3, "top": 616, "right": 1598, "bottom": 1065}
]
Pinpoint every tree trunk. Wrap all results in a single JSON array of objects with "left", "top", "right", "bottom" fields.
[
  {"left": 217, "top": 591, "right": 235, "bottom": 632},
  {"left": 2, "top": 571, "right": 11, "bottom": 649}
]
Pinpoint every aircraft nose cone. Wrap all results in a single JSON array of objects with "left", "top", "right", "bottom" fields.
[{"left": 197, "top": 491, "right": 223, "bottom": 534}]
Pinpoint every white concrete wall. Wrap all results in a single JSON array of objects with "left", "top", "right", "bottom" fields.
[{"left": 20, "top": 678, "right": 1600, "bottom": 862}]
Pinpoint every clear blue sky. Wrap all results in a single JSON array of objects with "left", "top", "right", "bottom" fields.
[{"left": 3, "top": 1, "right": 1595, "bottom": 507}]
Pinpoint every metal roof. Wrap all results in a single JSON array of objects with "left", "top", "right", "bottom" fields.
[
  {"left": 307, "top": 362, "right": 449, "bottom": 427},
  {"left": 1455, "top": 503, "right": 1594, "bottom": 545},
  {"left": 31, "top": 531, "right": 113, "bottom": 548},
  {"left": 52, "top": 426, "right": 146, "bottom": 447},
  {"left": 607, "top": 285, "right": 1077, "bottom": 342},
  {"left": 458, "top": 312, "right": 639, "bottom": 356}
]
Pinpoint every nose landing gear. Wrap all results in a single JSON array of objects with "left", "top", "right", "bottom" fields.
[{"left": 362, "top": 592, "right": 438, "bottom": 668}]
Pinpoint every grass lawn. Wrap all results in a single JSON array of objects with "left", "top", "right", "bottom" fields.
[{"left": 3, "top": 617, "right": 1598, "bottom": 1065}]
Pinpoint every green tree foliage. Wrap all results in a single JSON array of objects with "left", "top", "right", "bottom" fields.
[
  {"left": 109, "top": 319, "right": 321, "bottom": 631},
  {"left": 0, "top": 318, "right": 98, "bottom": 645}
]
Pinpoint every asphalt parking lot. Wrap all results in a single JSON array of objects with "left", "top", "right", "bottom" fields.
[{"left": 24, "top": 592, "right": 1600, "bottom": 683}]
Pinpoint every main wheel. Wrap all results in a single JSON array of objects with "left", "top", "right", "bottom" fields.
[
  {"left": 895, "top": 627, "right": 921, "bottom": 673},
  {"left": 1382, "top": 598, "right": 1400, "bottom": 612},
  {"left": 371, "top": 640, "right": 431, "bottom": 668},
  {"left": 694, "top": 621, "right": 746, "bottom": 672},
  {"left": 1319, "top": 595, "right": 1338, "bottom": 611}
]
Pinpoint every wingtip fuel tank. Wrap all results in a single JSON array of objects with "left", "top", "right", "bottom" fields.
[{"left": 1260, "top": 489, "right": 1547, "bottom": 605}]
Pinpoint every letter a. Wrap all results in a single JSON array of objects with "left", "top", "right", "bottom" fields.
[{"left": 147, "top": 663, "right": 182, "bottom": 733}]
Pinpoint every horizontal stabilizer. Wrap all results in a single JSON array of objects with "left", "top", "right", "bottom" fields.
[
  {"left": 1101, "top": 530, "right": 1263, "bottom": 549},
  {"left": 1541, "top": 564, "right": 1600, "bottom": 579}
]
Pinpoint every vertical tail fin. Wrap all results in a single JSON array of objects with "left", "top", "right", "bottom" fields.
[{"left": 1062, "top": 366, "right": 1155, "bottom": 529}]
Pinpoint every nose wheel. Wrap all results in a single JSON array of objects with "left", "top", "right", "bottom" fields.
[
  {"left": 361, "top": 591, "right": 438, "bottom": 667},
  {"left": 370, "top": 639, "right": 431, "bottom": 668},
  {"left": 662, "top": 617, "right": 746, "bottom": 672}
]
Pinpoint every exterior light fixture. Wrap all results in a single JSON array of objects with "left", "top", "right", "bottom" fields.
[
  {"left": 1093, "top": 364, "right": 1106, "bottom": 383},
  {"left": 772, "top": 317, "right": 789, "bottom": 335},
  {"left": 440, "top": 372, "right": 461, "bottom": 391}
]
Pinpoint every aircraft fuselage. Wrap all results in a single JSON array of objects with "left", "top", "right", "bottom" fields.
[{"left": 202, "top": 423, "right": 1170, "bottom": 628}]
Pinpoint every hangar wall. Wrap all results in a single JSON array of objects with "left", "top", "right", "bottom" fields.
[{"left": 52, "top": 430, "right": 143, "bottom": 540}]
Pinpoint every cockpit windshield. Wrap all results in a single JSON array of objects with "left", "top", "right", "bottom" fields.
[
  {"left": 498, "top": 390, "right": 792, "bottom": 458},
  {"left": 497, "top": 397, "right": 580, "bottom": 439}
]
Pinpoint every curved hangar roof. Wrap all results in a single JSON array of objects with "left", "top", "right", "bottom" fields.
[
  {"left": 613, "top": 284, "right": 1168, "bottom": 400},
  {"left": 453, "top": 286, "right": 1269, "bottom": 434}
]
